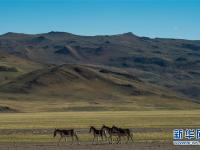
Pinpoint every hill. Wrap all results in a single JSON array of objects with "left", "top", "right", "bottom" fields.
[{"left": 0, "top": 32, "right": 199, "bottom": 112}]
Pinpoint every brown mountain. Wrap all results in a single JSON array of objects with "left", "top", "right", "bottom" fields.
[{"left": 0, "top": 31, "right": 199, "bottom": 111}]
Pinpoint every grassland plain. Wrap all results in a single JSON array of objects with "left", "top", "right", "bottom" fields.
[{"left": 0, "top": 110, "right": 200, "bottom": 143}]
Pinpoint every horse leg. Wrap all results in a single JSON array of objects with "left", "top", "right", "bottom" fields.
[
  {"left": 92, "top": 136, "right": 95, "bottom": 144},
  {"left": 119, "top": 136, "right": 122, "bottom": 144},
  {"left": 112, "top": 136, "right": 115, "bottom": 144},
  {"left": 97, "top": 136, "right": 99, "bottom": 144},
  {"left": 126, "top": 135, "right": 129, "bottom": 144},
  {"left": 106, "top": 134, "right": 109, "bottom": 143},
  {"left": 101, "top": 135, "right": 103, "bottom": 144},
  {"left": 108, "top": 135, "right": 111, "bottom": 144},
  {"left": 105, "top": 135, "right": 108, "bottom": 143},
  {"left": 95, "top": 136, "right": 97, "bottom": 144},
  {"left": 104, "top": 135, "right": 107, "bottom": 142},
  {"left": 109, "top": 135, "right": 112, "bottom": 144},
  {"left": 130, "top": 133, "right": 134, "bottom": 142},
  {"left": 120, "top": 136, "right": 122, "bottom": 144},
  {"left": 117, "top": 135, "right": 121, "bottom": 144},
  {"left": 58, "top": 137, "right": 62, "bottom": 146},
  {"left": 71, "top": 136, "right": 74, "bottom": 145},
  {"left": 75, "top": 133, "right": 80, "bottom": 144},
  {"left": 110, "top": 135, "right": 113, "bottom": 144},
  {"left": 103, "top": 132, "right": 106, "bottom": 142}
]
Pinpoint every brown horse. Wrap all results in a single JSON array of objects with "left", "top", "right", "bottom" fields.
[
  {"left": 89, "top": 126, "right": 104, "bottom": 144},
  {"left": 101, "top": 124, "right": 121, "bottom": 144},
  {"left": 112, "top": 125, "right": 133, "bottom": 144},
  {"left": 53, "top": 128, "right": 80, "bottom": 145}
]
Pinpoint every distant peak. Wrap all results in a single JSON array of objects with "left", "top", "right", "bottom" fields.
[
  {"left": 3, "top": 32, "right": 15, "bottom": 35},
  {"left": 122, "top": 32, "right": 136, "bottom": 37},
  {"left": 2, "top": 32, "right": 22, "bottom": 36},
  {"left": 47, "top": 31, "right": 73, "bottom": 36},
  {"left": 48, "top": 31, "right": 65, "bottom": 34},
  {"left": 0, "top": 32, "right": 31, "bottom": 38}
]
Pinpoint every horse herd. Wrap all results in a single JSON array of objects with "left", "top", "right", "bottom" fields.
[{"left": 53, "top": 125, "right": 134, "bottom": 145}]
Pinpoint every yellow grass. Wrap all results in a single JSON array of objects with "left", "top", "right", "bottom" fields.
[
  {"left": 0, "top": 110, "right": 199, "bottom": 142},
  {"left": 0, "top": 110, "right": 200, "bottom": 129}
]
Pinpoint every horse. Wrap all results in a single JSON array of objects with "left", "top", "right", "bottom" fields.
[
  {"left": 89, "top": 126, "right": 104, "bottom": 144},
  {"left": 53, "top": 128, "right": 80, "bottom": 145},
  {"left": 101, "top": 124, "right": 111, "bottom": 141},
  {"left": 112, "top": 125, "right": 133, "bottom": 144},
  {"left": 101, "top": 124, "right": 122, "bottom": 144}
]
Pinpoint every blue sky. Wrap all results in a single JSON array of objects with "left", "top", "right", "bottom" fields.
[{"left": 0, "top": 0, "right": 199, "bottom": 39}]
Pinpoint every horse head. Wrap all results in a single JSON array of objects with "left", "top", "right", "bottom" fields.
[{"left": 89, "top": 126, "right": 95, "bottom": 133}]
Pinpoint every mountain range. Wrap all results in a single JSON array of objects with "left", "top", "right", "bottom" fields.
[{"left": 0, "top": 31, "right": 199, "bottom": 112}]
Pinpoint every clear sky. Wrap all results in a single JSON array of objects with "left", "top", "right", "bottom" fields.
[{"left": 0, "top": 0, "right": 199, "bottom": 40}]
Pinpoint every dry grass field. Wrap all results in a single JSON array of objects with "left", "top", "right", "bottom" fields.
[
  {"left": 0, "top": 110, "right": 199, "bottom": 142},
  {"left": 0, "top": 110, "right": 199, "bottom": 149}
]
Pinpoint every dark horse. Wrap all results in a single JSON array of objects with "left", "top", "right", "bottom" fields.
[
  {"left": 53, "top": 128, "right": 80, "bottom": 145},
  {"left": 101, "top": 124, "right": 121, "bottom": 144},
  {"left": 89, "top": 126, "right": 104, "bottom": 144},
  {"left": 112, "top": 125, "right": 133, "bottom": 144}
]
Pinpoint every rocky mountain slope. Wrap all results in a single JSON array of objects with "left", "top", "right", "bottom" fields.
[{"left": 0, "top": 32, "right": 199, "bottom": 108}]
